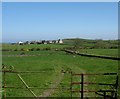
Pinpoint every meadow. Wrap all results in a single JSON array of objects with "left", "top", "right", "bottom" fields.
[
  {"left": 2, "top": 43, "right": 118, "bottom": 97},
  {"left": 79, "top": 49, "right": 118, "bottom": 57}
]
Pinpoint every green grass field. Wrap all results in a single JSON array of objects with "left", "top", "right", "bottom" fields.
[
  {"left": 2, "top": 43, "right": 69, "bottom": 50},
  {"left": 79, "top": 49, "right": 118, "bottom": 57},
  {"left": 2, "top": 44, "right": 118, "bottom": 97}
]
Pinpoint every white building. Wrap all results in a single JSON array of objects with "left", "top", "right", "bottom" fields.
[
  {"left": 58, "top": 39, "right": 63, "bottom": 44},
  {"left": 18, "top": 41, "right": 24, "bottom": 45},
  {"left": 56, "top": 40, "right": 58, "bottom": 43}
]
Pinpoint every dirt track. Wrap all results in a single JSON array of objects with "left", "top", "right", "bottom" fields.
[
  {"left": 39, "top": 73, "right": 64, "bottom": 97},
  {"left": 39, "top": 68, "right": 88, "bottom": 98}
]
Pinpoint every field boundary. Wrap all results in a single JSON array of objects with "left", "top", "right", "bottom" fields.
[
  {"left": 63, "top": 50, "right": 119, "bottom": 60},
  {"left": 1, "top": 69, "right": 118, "bottom": 98}
]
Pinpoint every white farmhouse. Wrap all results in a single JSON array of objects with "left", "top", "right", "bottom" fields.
[
  {"left": 49, "top": 40, "right": 53, "bottom": 44},
  {"left": 18, "top": 41, "right": 24, "bottom": 45},
  {"left": 56, "top": 40, "right": 58, "bottom": 43},
  {"left": 58, "top": 39, "right": 63, "bottom": 44}
]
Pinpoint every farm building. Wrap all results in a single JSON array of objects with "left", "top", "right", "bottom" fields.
[
  {"left": 18, "top": 41, "right": 24, "bottom": 45},
  {"left": 58, "top": 39, "right": 63, "bottom": 44},
  {"left": 17, "top": 39, "right": 63, "bottom": 45}
]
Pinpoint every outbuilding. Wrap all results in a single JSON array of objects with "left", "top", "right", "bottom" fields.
[{"left": 18, "top": 41, "right": 24, "bottom": 45}]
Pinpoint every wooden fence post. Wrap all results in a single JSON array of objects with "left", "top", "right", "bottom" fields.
[
  {"left": 70, "top": 72, "right": 72, "bottom": 99},
  {"left": 3, "top": 71, "right": 6, "bottom": 99},
  {"left": 81, "top": 74, "right": 84, "bottom": 99}
]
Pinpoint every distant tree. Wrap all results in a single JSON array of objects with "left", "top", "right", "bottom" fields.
[
  {"left": 94, "top": 40, "right": 105, "bottom": 48},
  {"left": 73, "top": 38, "right": 83, "bottom": 51}
]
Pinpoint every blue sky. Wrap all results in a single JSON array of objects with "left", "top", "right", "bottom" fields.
[{"left": 2, "top": 2, "right": 118, "bottom": 43}]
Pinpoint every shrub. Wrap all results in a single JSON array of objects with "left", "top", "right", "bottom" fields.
[
  {"left": 14, "top": 49, "right": 18, "bottom": 51},
  {"left": 2, "top": 49, "right": 12, "bottom": 51},
  {"left": 30, "top": 48, "right": 35, "bottom": 51},
  {"left": 43, "top": 47, "right": 51, "bottom": 50},
  {"left": 36, "top": 48, "right": 41, "bottom": 51},
  {"left": 20, "top": 52, "right": 25, "bottom": 55},
  {"left": 20, "top": 48, "right": 24, "bottom": 51}
]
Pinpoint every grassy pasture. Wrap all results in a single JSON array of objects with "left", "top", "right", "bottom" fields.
[
  {"left": 79, "top": 49, "right": 118, "bottom": 57},
  {"left": 2, "top": 43, "right": 69, "bottom": 51},
  {"left": 2, "top": 44, "right": 118, "bottom": 97}
]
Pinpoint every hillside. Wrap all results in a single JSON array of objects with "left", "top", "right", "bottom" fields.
[{"left": 63, "top": 38, "right": 118, "bottom": 49}]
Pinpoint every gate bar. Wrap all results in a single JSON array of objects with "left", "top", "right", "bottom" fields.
[
  {"left": 72, "top": 73, "right": 117, "bottom": 76},
  {"left": 16, "top": 73, "right": 37, "bottom": 98}
]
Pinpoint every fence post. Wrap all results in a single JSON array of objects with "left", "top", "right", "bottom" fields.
[
  {"left": 104, "top": 92, "right": 106, "bottom": 99},
  {"left": 81, "top": 74, "right": 84, "bottom": 99},
  {"left": 70, "top": 72, "right": 72, "bottom": 99},
  {"left": 3, "top": 71, "right": 6, "bottom": 99}
]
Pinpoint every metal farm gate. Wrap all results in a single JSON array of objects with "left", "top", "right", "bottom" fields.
[
  {"left": 1, "top": 64, "right": 59, "bottom": 99},
  {"left": 1, "top": 64, "right": 118, "bottom": 99},
  {"left": 70, "top": 72, "right": 118, "bottom": 99}
]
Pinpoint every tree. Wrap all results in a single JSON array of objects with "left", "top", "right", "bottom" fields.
[
  {"left": 73, "top": 38, "right": 83, "bottom": 51},
  {"left": 94, "top": 39, "right": 104, "bottom": 48}
]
